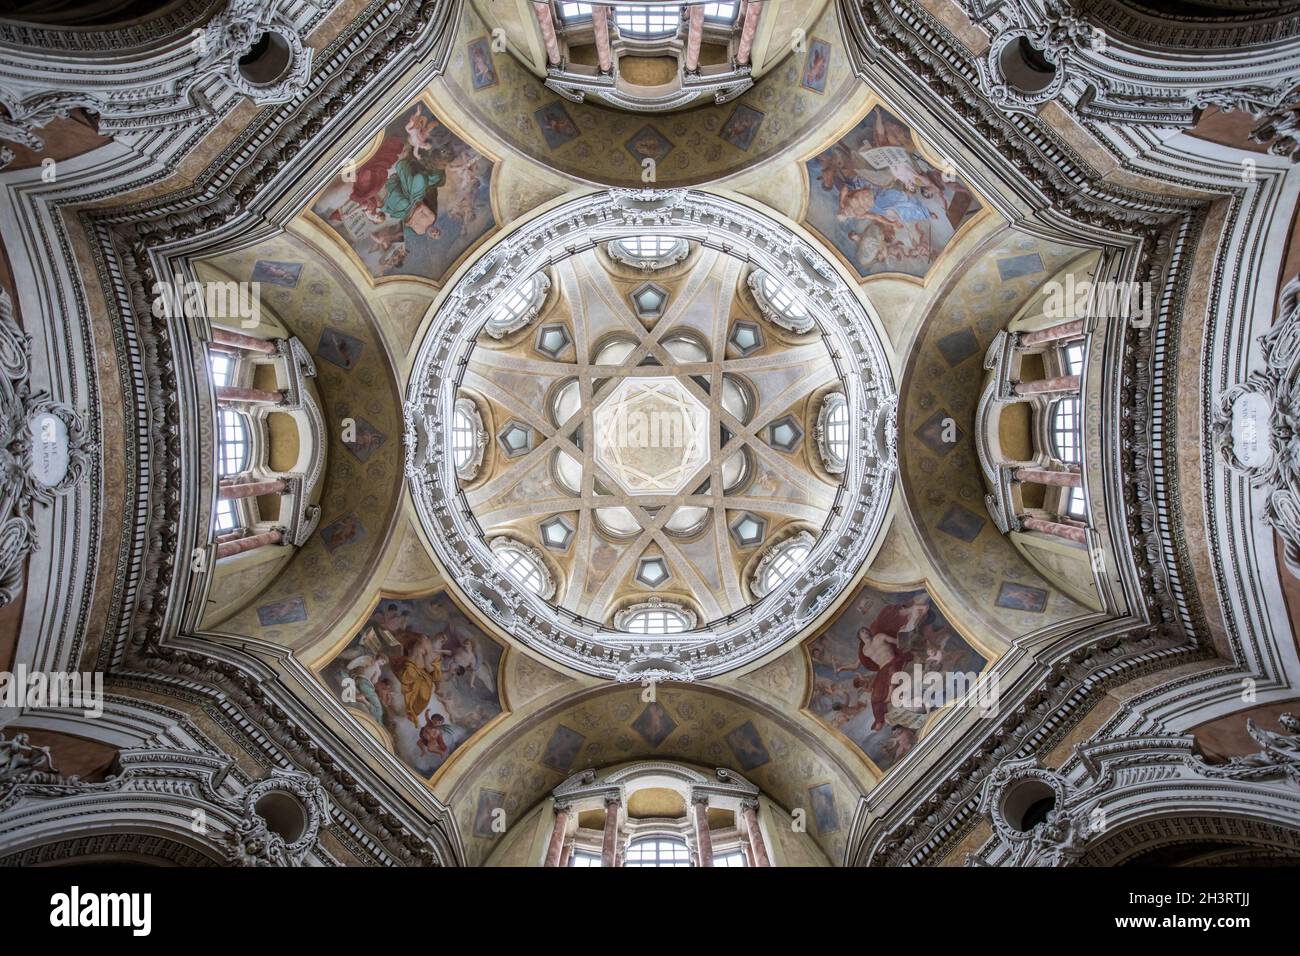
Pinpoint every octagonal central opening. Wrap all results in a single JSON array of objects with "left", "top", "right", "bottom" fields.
[{"left": 593, "top": 376, "right": 709, "bottom": 496}]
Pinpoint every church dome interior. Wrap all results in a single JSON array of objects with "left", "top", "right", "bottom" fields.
[{"left": 1, "top": 0, "right": 1300, "bottom": 911}]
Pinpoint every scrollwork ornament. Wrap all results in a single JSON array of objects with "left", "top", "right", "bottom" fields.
[
  {"left": 221, "top": 768, "right": 329, "bottom": 867},
  {"left": 0, "top": 290, "right": 95, "bottom": 607},
  {"left": 1214, "top": 277, "right": 1300, "bottom": 578},
  {"left": 1196, "top": 713, "right": 1300, "bottom": 785}
]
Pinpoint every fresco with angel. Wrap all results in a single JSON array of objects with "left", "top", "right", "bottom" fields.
[
  {"left": 310, "top": 99, "right": 496, "bottom": 281},
  {"left": 804, "top": 105, "right": 981, "bottom": 280},
  {"left": 323, "top": 592, "right": 506, "bottom": 779}
]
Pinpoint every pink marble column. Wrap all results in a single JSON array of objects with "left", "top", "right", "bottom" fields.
[
  {"left": 215, "top": 529, "right": 282, "bottom": 559},
  {"left": 600, "top": 796, "right": 620, "bottom": 868},
  {"left": 543, "top": 803, "right": 570, "bottom": 867},
  {"left": 736, "top": 1, "right": 763, "bottom": 66},
  {"left": 1019, "top": 320, "right": 1084, "bottom": 348},
  {"left": 692, "top": 795, "right": 714, "bottom": 867},
  {"left": 592, "top": 5, "right": 613, "bottom": 73},
  {"left": 1013, "top": 467, "right": 1082, "bottom": 487},
  {"left": 212, "top": 327, "right": 276, "bottom": 354},
  {"left": 739, "top": 831, "right": 757, "bottom": 867},
  {"left": 741, "top": 801, "right": 771, "bottom": 867},
  {"left": 1021, "top": 516, "right": 1088, "bottom": 544},
  {"left": 219, "top": 479, "right": 287, "bottom": 500},
  {"left": 684, "top": 3, "right": 705, "bottom": 72},
  {"left": 532, "top": 1, "right": 562, "bottom": 66},
  {"left": 216, "top": 385, "right": 283, "bottom": 406},
  {"left": 215, "top": 529, "right": 246, "bottom": 544},
  {"left": 1013, "top": 374, "right": 1080, "bottom": 397}
]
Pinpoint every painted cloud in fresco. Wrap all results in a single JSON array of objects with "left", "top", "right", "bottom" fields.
[
  {"left": 805, "top": 106, "right": 980, "bottom": 280},
  {"left": 805, "top": 584, "right": 988, "bottom": 772},
  {"left": 311, "top": 99, "right": 495, "bottom": 282},
  {"left": 322, "top": 592, "right": 505, "bottom": 779}
]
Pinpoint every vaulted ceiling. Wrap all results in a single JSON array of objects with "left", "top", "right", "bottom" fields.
[{"left": 2, "top": 0, "right": 1299, "bottom": 871}]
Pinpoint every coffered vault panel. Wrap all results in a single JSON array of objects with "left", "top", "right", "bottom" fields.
[{"left": 406, "top": 189, "right": 897, "bottom": 682}]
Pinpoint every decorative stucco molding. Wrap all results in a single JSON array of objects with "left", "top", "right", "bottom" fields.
[
  {"left": 0, "top": 289, "right": 94, "bottom": 607},
  {"left": 2, "top": 0, "right": 468, "bottom": 867},
  {"left": 814, "top": 391, "right": 848, "bottom": 475},
  {"left": 955, "top": 0, "right": 1300, "bottom": 127},
  {"left": 1213, "top": 276, "right": 1300, "bottom": 577},
  {"left": 968, "top": 716, "right": 1300, "bottom": 866},
  {"left": 0, "top": 735, "right": 338, "bottom": 867},
  {"left": 0, "top": 0, "right": 326, "bottom": 168}
]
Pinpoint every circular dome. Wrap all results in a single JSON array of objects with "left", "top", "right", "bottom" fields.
[{"left": 405, "top": 190, "right": 896, "bottom": 681}]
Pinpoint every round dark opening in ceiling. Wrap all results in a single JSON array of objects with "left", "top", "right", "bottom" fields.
[
  {"left": 238, "top": 31, "right": 293, "bottom": 87},
  {"left": 1002, "top": 779, "right": 1059, "bottom": 832},
  {"left": 254, "top": 791, "right": 308, "bottom": 843},
  {"left": 1000, "top": 37, "right": 1057, "bottom": 94}
]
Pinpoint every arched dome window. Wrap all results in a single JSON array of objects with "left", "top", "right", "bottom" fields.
[
  {"left": 625, "top": 836, "right": 691, "bottom": 867},
  {"left": 594, "top": 506, "right": 641, "bottom": 539},
  {"left": 549, "top": 379, "right": 583, "bottom": 427},
  {"left": 1051, "top": 397, "right": 1081, "bottom": 464},
  {"left": 490, "top": 537, "right": 556, "bottom": 599},
  {"left": 607, "top": 236, "right": 690, "bottom": 271},
  {"left": 553, "top": 450, "right": 583, "bottom": 495},
  {"left": 720, "top": 373, "right": 753, "bottom": 423},
  {"left": 663, "top": 505, "right": 709, "bottom": 537},
  {"left": 485, "top": 273, "right": 550, "bottom": 339},
  {"left": 593, "top": 334, "right": 639, "bottom": 365},
  {"left": 748, "top": 271, "right": 814, "bottom": 333},
  {"left": 614, "top": 599, "right": 697, "bottom": 635},
  {"left": 451, "top": 396, "right": 487, "bottom": 481},
  {"left": 721, "top": 447, "right": 752, "bottom": 495},
  {"left": 615, "top": 5, "right": 681, "bottom": 37},
  {"left": 218, "top": 409, "right": 250, "bottom": 477},
  {"left": 816, "top": 391, "right": 849, "bottom": 474},
  {"left": 752, "top": 531, "right": 814, "bottom": 597},
  {"left": 661, "top": 331, "right": 709, "bottom": 364}
]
